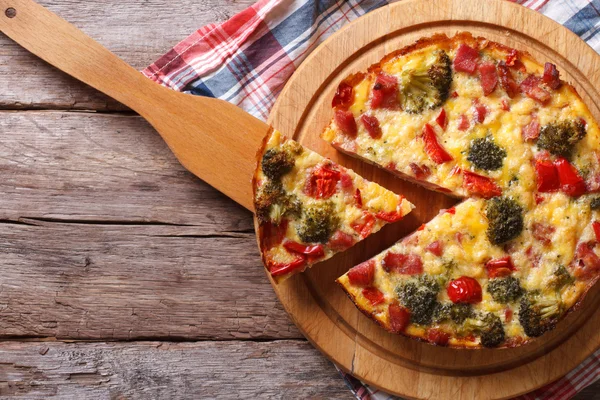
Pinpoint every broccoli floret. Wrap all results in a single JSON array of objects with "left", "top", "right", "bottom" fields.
[
  {"left": 591, "top": 197, "right": 600, "bottom": 210},
  {"left": 396, "top": 275, "right": 440, "bottom": 325},
  {"left": 255, "top": 181, "right": 301, "bottom": 224},
  {"left": 467, "top": 137, "right": 507, "bottom": 171},
  {"left": 487, "top": 276, "right": 524, "bottom": 303},
  {"left": 518, "top": 293, "right": 562, "bottom": 337},
  {"left": 261, "top": 149, "right": 295, "bottom": 181},
  {"left": 486, "top": 197, "right": 524, "bottom": 245},
  {"left": 432, "top": 302, "right": 473, "bottom": 324},
  {"left": 463, "top": 313, "right": 505, "bottom": 348},
  {"left": 296, "top": 202, "right": 339, "bottom": 243},
  {"left": 537, "top": 120, "right": 586, "bottom": 159},
  {"left": 548, "top": 265, "right": 574, "bottom": 291},
  {"left": 399, "top": 50, "right": 452, "bottom": 113}
]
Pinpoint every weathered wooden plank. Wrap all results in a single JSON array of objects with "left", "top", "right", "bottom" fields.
[
  {"left": 0, "top": 0, "right": 253, "bottom": 110},
  {"left": 0, "top": 111, "right": 253, "bottom": 231},
  {"left": 0, "top": 220, "right": 301, "bottom": 340},
  {"left": 0, "top": 340, "right": 353, "bottom": 399}
]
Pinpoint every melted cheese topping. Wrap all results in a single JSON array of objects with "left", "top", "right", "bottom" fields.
[
  {"left": 256, "top": 130, "right": 414, "bottom": 282},
  {"left": 329, "top": 37, "right": 600, "bottom": 346}
]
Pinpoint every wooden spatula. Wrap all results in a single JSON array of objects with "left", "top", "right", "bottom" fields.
[{"left": 0, "top": 0, "right": 270, "bottom": 211}]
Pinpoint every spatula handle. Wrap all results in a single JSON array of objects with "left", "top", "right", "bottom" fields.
[{"left": 0, "top": 0, "right": 159, "bottom": 113}]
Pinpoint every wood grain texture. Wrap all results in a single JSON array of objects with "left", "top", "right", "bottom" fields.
[
  {"left": 0, "top": 111, "right": 300, "bottom": 340},
  {"left": 267, "top": 0, "right": 600, "bottom": 398},
  {"left": 0, "top": 340, "right": 352, "bottom": 399},
  {"left": 0, "top": 0, "right": 253, "bottom": 110},
  {"left": 0, "top": 0, "right": 270, "bottom": 210}
]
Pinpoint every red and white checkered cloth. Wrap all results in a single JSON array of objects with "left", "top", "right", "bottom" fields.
[{"left": 143, "top": 1, "right": 600, "bottom": 399}]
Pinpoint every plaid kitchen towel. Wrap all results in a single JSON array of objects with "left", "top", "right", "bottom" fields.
[{"left": 143, "top": 1, "right": 600, "bottom": 399}]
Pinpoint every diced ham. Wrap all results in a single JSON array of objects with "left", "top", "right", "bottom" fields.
[
  {"left": 409, "top": 162, "right": 431, "bottom": 179},
  {"left": 332, "top": 81, "right": 354, "bottom": 109},
  {"left": 522, "top": 117, "right": 540, "bottom": 141},
  {"left": 426, "top": 241, "right": 443, "bottom": 256},
  {"left": 520, "top": 75, "right": 551, "bottom": 104},
  {"left": 462, "top": 170, "right": 502, "bottom": 199},
  {"left": 339, "top": 171, "right": 353, "bottom": 190},
  {"left": 505, "top": 309, "right": 513, "bottom": 323},
  {"left": 501, "top": 98, "right": 510, "bottom": 111},
  {"left": 525, "top": 246, "right": 541, "bottom": 268},
  {"left": 505, "top": 49, "right": 519, "bottom": 66},
  {"left": 427, "top": 329, "right": 450, "bottom": 346},
  {"left": 334, "top": 109, "right": 357, "bottom": 137},
  {"left": 360, "top": 114, "right": 382, "bottom": 139},
  {"left": 473, "top": 102, "right": 487, "bottom": 123},
  {"left": 347, "top": 259, "right": 375, "bottom": 286},
  {"left": 382, "top": 252, "right": 423, "bottom": 275},
  {"left": 458, "top": 114, "right": 470, "bottom": 131},
  {"left": 477, "top": 62, "right": 498, "bottom": 96},
  {"left": 531, "top": 222, "right": 555, "bottom": 246},
  {"left": 453, "top": 44, "right": 480, "bottom": 74},
  {"left": 572, "top": 241, "right": 600, "bottom": 279},
  {"left": 542, "top": 62, "right": 561, "bottom": 90},
  {"left": 422, "top": 123, "right": 453, "bottom": 164},
  {"left": 371, "top": 73, "right": 400, "bottom": 109},
  {"left": 497, "top": 61, "right": 519, "bottom": 98},
  {"left": 328, "top": 230, "right": 355, "bottom": 251}
]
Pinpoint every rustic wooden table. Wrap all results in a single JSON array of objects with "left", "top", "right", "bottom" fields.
[{"left": 0, "top": 1, "right": 597, "bottom": 398}]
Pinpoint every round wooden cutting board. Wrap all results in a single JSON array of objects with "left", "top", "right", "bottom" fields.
[{"left": 265, "top": 0, "right": 600, "bottom": 398}]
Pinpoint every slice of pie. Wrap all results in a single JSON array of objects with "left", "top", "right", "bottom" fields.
[{"left": 253, "top": 129, "right": 414, "bottom": 282}]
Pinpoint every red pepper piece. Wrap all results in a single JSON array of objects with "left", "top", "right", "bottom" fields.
[
  {"left": 351, "top": 212, "right": 376, "bottom": 238},
  {"left": 382, "top": 252, "right": 423, "bottom": 275},
  {"left": 332, "top": 81, "right": 354, "bottom": 109},
  {"left": 453, "top": 44, "right": 480, "bottom": 74},
  {"left": 269, "top": 254, "right": 306, "bottom": 277},
  {"left": 360, "top": 114, "right": 382, "bottom": 139},
  {"left": 362, "top": 287, "right": 385, "bottom": 305},
  {"left": 520, "top": 75, "right": 551, "bottom": 104},
  {"left": 371, "top": 73, "right": 399, "bottom": 109},
  {"left": 473, "top": 102, "right": 487, "bottom": 123},
  {"left": 497, "top": 61, "right": 519, "bottom": 98},
  {"left": 542, "top": 62, "right": 561, "bottom": 90},
  {"left": 593, "top": 221, "right": 600, "bottom": 242},
  {"left": 462, "top": 170, "right": 502, "bottom": 199},
  {"left": 347, "top": 259, "right": 375, "bottom": 286},
  {"left": 505, "top": 308, "right": 513, "bottom": 323},
  {"left": 436, "top": 108, "right": 447, "bottom": 130},
  {"left": 478, "top": 62, "right": 498, "bottom": 96},
  {"left": 283, "top": 240, "right": 325, "bottom": 258},
  {"left": 376, "top": 209, "right": 405, "bottom": 223},
  {"left": 447, "top": 276, "right": 482, "bottom": 304},
  {"left": 388, "top": 302, "right": 411, "bottom": 333},
  {"left": 535, "top": 158, "right": 559, "bottom": 192},
  {"left": 485, "top": 256, "right": 516, "bottom": 278},
  {"left": 328, "top": 230, "right": 355, "bottom": 251},
  {"left": 260, "top": 219, "right": 289, "bottom": 250},
  {"left": 426, "top": 241, "right": 443, "bottom": 256},
  {"left": 422, "top": 123, "right": 453, "bottom": 164},
  {"left": 304, "top": 164, "right": 341, "bottom": 199},
  {"left": 555, "top": 157, "right": 586, "bottom": 197},
  {"left": 334, "top": 109, "right": 357, "bottom": 137},
  {"left": 353, "top": 188, "right": 363, "bottom": 208}
]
